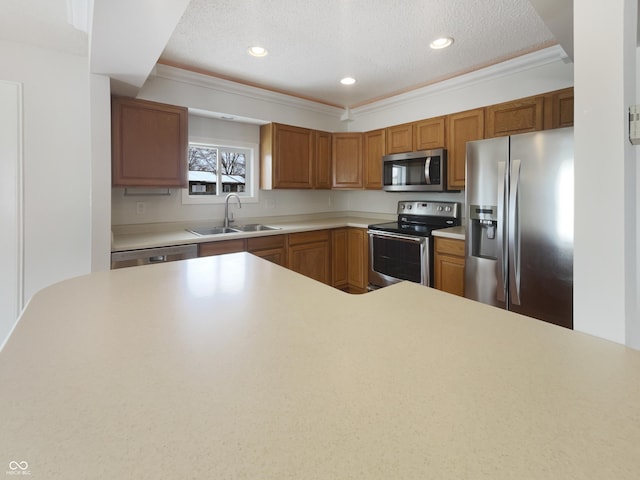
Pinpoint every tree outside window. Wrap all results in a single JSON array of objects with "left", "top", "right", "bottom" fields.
[{"left": 188, "top": 144, "right": 247, "bottom": 195}]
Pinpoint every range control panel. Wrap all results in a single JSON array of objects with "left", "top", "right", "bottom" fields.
[{"left": 396, "top": 200, "right": 460, "bottom": 218}]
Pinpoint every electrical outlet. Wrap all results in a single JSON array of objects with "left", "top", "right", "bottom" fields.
[{"left": 136, "top": 202, "right": 146, "bottom": 214}]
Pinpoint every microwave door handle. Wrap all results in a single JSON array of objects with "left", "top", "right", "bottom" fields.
[
  {"left": 508, "top": 159, "right": 521, "bottom": 306},
  {"left": 424, "top": 157, "right": 432, "bottom": 184},
  {"left": 496, "top": 161, "right": 507, "bottom": 303}
]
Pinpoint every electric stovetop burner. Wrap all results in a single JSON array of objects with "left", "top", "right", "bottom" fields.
[{"left": 368, "top": 200, "right": 461, "bottom": 237}]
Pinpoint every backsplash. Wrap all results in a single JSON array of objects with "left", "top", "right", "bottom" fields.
[{"left": 111, "top": 187, "right": 465, "bottom": 226}]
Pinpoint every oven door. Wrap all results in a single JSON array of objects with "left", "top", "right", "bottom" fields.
[{"left": 368, "top": 230, "right": 430, "bottom": 288}]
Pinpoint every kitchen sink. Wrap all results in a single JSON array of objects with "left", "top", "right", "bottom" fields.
[
  {"left": 186, "top": 224, "right": 280, "bottom": 236},
  {"left": 186, "top": 226, "right": 241, "bottom": 236},
  {"left": 234, "top": 224, "right": 281, "bottom": 232}
]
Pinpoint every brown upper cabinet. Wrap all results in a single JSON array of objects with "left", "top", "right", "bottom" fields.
[
  {"left": 485, "top": 95, "right": 545, "bottom": 138},
  {"left": 260, "top": 123, "right": 314, "bottom": 189},
  {"left": 332, "top": 132, "right": 364, "bottom": 189},
  {"left": 446, "top": 108, "right": 484, "bottom": 190},
  {"left": 111, "top": 97, "right": 188, "bottom": 188},
  {"left": 258, "top": 88, "right": 572, "bottom": 191},
  {"left": 386, "top": 123, "right": 414, "bottom": 154},
  {"left": 385, "top": 117, "right": 446, "bottom": 154},
  {"left": 363, "top": 129, "right": 385, "bottom": 189},
  {"left": 314, "top": 130, "right": 332, "bottom": 189},
  {"left": 544, "top": 87, "right": 574, "bottom": 129},
  {"left": 414, "top": 116, "right": 446, "bottom": 150}
]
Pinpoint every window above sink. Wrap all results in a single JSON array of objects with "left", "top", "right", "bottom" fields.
[{"left": 181, "top": 138, "right": 259, "bottom": 205}]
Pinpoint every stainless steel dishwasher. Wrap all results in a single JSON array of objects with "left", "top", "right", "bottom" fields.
[{"left": 111, "top": 244, "right": 198, "bottom": 269}]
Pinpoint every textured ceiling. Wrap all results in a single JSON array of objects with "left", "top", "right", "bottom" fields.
[
  {"left": 160, "top": 0, "right": 557, "bottom": 108},
  {"left": 0, "top": 0, "right": 566, "bottom": 109}
]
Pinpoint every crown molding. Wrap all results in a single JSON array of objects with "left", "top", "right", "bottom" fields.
[
  {"left": 152, "top": 44, "right": 570, "bottom": 122},
  {"left": 151, "top": 64, "right": 344, "bottom": 118},
  {"left": 351, "top": 45, "right": 571, "bottom": 117}
]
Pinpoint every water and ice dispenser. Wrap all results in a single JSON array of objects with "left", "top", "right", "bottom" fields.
[{"left": 469, "top": 205, "right": 498, "bottom": 260}]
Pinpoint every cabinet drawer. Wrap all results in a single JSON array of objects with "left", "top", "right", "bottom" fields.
[
  {"left": 198, "top": 239, "right": 246, "bottom": 257},
  {"left": 435, "top": 237, "right": 465, "bottom": 256},
  {"left": 247, "top": 234, "right": 286, "bottom": 251},
  {"left": 289, "top": 230, "right": 330, "bottom": 245}
]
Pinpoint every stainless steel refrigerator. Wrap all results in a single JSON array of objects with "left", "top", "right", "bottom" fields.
[{"left": 464, "top": 127, "right": 573, "bottom": 329}]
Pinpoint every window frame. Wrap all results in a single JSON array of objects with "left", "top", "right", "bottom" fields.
[{"left": 181, "top": 137, "right": 259, "bottom": 205}]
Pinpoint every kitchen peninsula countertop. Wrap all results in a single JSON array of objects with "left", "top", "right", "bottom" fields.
[
  {"left": 1, "top": 253, "right": 639, "bottom": 479},
  {"left": 111, "top": 214, "right": 395, "bottom": 252}
]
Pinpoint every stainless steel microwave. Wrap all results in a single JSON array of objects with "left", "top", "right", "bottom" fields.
[{"left": 382, "top": 148, "right": 452, "bottom": 192}]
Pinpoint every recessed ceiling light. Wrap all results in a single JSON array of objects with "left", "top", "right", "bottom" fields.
[
  {"left": 430, "top": 37, "right": 454, "bottom": 49},
  {"left": 248, "top": 46, "right": 268, "bottom": 57},
  {"left": 340, "top": 77, "right": 356, "bottom": 86}
]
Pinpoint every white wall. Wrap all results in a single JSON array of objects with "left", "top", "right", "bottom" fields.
[
  {"left": 90, "top": 73, "right": 112, "bottom": 272},
  {"left": 0, "top": 40, "right": 93, "bottom": 304},
  {"left": 0, "top": 81, "right": 22, "bottom": 348},
  {"left": 573, "top": 0, "right": 638, "bottom": 345}
]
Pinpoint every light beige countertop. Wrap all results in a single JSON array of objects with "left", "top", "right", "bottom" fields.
[
  {"left": 1, "top": 253, "right": 638, "bottom": 478},
  {"left": 431, "top": 225, "right": 466, "bottom": 240},
  {"left": 111, "top": 213, "right": 394, "bottom": 252}
]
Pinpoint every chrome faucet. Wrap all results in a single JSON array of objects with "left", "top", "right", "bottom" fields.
[{"left": 224, "top": 193, "right": 242, "bottom": 227}]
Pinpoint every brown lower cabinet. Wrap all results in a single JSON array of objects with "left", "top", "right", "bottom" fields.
[
  {"left": 434, "top": 237, "right": 465, "bottom": 297},
  {"left": 198, "top": 239, "right": 246, "bottom": 257},
  {"left": 247, "top": 235, "right": 287, "bottom": 267},
  {"left": 288, "top": 230, "right": 331, "bottom": 285},
  {"left": 347, "top": 228, "right": 368, "bottom": 293},
  {"left": 331, "top": 229, "right": 349, "bottom": 289},
  {"left": 332, "top": 227, "right": 369, "bottom": 294},
  {"left": 197, "top": 228, "right": 368, "bottom": 292}
]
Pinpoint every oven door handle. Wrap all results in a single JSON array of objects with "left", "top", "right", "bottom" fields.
[{"left": 367, "top": 230, "right": 425, "bottom": 242}]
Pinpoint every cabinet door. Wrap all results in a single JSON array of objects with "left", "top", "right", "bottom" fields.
[
  {"left": 314, "top": 131, "right": 332, "bottom": 189},
  {"left": 434, "top": 238, "right": 465, "bottom": 297},
  {"left": 288, "top": 242, "right": 331, "bottom": 284},
  {"left": 386, "top": 123, "right": 414, "bottom": 154},
  {"left": 363, "top": 129, "right": 385, "bottom": 189},
  {"left": 331, "top": 228, "right": 349, "bottom": 289},
  {"left": 260, "top": 123, "right": 314, "bottom": 189},
  {"left": 332, "top": 133, "right": 363, "bottom": 189},
  {"left": 414, "top": 117, "right": 446, "bottom": 150},
  {"left": 347, "top": 228, "right": 368, "bottom": 293},
  {"left": 485, "top": 96, "right": 544, "bottom": 138},
  {"left": 544, "top": 87, "right": 574, "bottom": 130},
  {"left": 112, "top": 97, "right": 188, "bottom": 188},
  {"left": 435, "top": 254, "right": 465, "bottom": 296},
  {"left": 446, "top": 109, "right": 484, "bottom": 190}
]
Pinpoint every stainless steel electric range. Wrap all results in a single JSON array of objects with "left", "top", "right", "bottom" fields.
[{"left": 367, "top": 200, "right": 461, "bottom": 289}]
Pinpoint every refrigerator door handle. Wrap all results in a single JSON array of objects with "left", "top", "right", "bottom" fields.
[
  {"left": 509, "top": 159, "right": 521, "bottom": 305},
  {"left": 424, "top": 157, "right": 432, "bottom": 184},
  {"left": 496, "top": 161, "right": 507, "bottom": 303}
]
